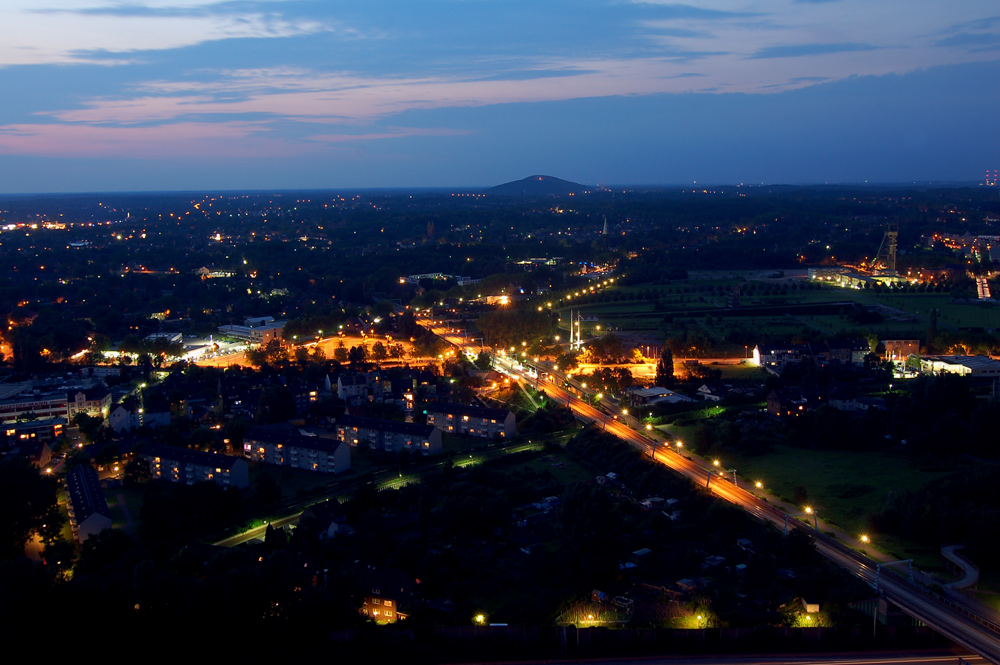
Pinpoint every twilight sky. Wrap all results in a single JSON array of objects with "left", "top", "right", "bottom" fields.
[{"left": 0, "top": 0, "right": 998, "bottom": 192}]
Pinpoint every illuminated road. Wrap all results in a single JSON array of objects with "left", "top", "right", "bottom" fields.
[
  {"left": 487, "top": 354, "right": 1000, "bottom": 664},
  {"left": 416, "top": 316, "right": 1000, "bottom": 662}
]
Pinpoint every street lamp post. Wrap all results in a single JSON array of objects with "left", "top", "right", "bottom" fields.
[{"left": 706, "top": 460, "right": 721, "bottom": 488}]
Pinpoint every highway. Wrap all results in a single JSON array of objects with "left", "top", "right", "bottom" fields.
[{"left": 483, "top": 353, "right": 1000, "bottom": 664}]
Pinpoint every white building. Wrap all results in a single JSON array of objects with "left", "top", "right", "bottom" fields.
[{"left": 919, "top": 355, "right": 1000, "bottom": 378}]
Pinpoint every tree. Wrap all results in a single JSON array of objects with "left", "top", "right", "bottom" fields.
[
  {"left": 333, "top": 342, "right": 349, "bottom": 363},
  {"left": 73, "top": 412, "right": 107, "bottom": 445},
  {"left": 124, "top": 457, "right": 152, "bottom": 485},
  {"left": 0, "top": 458, "right": 63, "bottom": 557},
  {"left": 348, "top": 345, "right": 369, "bottom": 371},
  {"left": 655, "top": 346, "right": 674, "bottom": 388},
  {"left": 371, "top": 341, "right": 388, "bottom": 365}
]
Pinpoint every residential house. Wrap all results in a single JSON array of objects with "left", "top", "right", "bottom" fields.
[
  {"left": 767, "top": 389, "right": 809, "bottom": 418},
  {"left": 696, "top": 382, "right": 729, "bottom": 402},
  {"left": 751, "top": 344, "right": 811, "bottom": 372},
  {"left": 109, "top": 404, "right": 142, "bottom": 433},
  {"left": 65, "top": 465, "right": 112, "bottom": 542},
  {"left": 335, "top": 414, "right": 442, "bottom": 454},
  {"left": 3, "top": 417, "right": 65, "bottom": 448},
  {"left": 243, "top": 427, "right": 351, "bottom": 474},
  {"left": 337, "top": 375, "right": 369, "bottom": 403},
  {"left": 359, "top": 566, "right": 414, "bottom": 624},
  {"left": 142, "top": 393, "right": 172, "bottom": 429},
  {"left": 425, "top": 403, "right": 516, "bottom": 439},
  {"left": 16, "top": 439, "right": 53, "bottom": 468},
  {"left": 139, "top": 443, "right": 249, "bottom": 488},
  {"left": 824, "top": 338, "right": 871, "bottom": 365}
]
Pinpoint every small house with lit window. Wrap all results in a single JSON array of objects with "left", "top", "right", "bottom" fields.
[
  {"left": 425, "top": 403, "right": 516, "bottom": 439},
  {"left": 359, "top": 566, "right": 414, "bottom": 624}
]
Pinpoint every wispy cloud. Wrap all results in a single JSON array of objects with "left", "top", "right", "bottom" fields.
[
  {"left": 629, "top": 2, "right": 764, "bottom": 20},
  {"left": 1, "top": 1, "right": 999, "bottom": 165},
  {"left": 936, "top": 32, "right": 1000, "bottom": 49},
  {"left": 750, "top": 42, "right": 880, "bottom": 59},
  {"left": 0, "top": 120, "right": 293, "bottom": 158},
  {"left": 0, "top": 1, "right": 332, "bottom": 66}
]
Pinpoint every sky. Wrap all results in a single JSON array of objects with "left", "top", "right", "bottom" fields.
[{"left": 0, "top": 0, "right": 998, "bottom": 192}]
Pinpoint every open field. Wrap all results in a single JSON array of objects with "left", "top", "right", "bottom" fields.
[
  {"left": 867, "top": 292, "right": 1000, "bottom": 330},
  {"left": 702, "top": 445, "right": 965, "bottom": 567},
  {"left": 107, "top": 486, "right": 144, "bottom": 533},
  {"left": 559, "top": 275, "right": 1000, "bottom": 357}
]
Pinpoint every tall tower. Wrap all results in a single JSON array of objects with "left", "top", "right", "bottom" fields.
[{"left": 874, "top": 223, "right": 898, "bottom": 275}]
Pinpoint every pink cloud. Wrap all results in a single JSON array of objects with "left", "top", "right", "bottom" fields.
[
  {"left": 0, "top": 121, "right": 297, "bottom": 158},
  {"left": 0, "top": 120, "right": 472, "bottom": 158}
]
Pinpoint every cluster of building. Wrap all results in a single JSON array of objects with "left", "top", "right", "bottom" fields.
[
  {"left": 401, "top": 272, "right": 480, "bottom": 287},
  {"left": 217, "top": 315, "right": 287, "bottom": 346},
  {"left": 0, "top": 382, "right": 111, "bottom": 426},
  {"left": 750, "top": 339, "right": 872, "bottom": 372},
  {"left": 752, "top": 339, "right": 1000, "bottom": 379}
]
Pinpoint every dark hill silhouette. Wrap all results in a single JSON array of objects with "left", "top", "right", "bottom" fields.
[{"left": 489, "top": 175, "right": 592, "bottom": 197}]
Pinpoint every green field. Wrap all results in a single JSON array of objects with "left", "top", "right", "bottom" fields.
[
  {"left": 106, "top": 485, "right": 144, "bottom": 533},
  {"left": 701, "top": 445, "right": 964, "bottom": 566},
  {"left": 557, "top": 277, "right": 1000, "bottom": 351}
]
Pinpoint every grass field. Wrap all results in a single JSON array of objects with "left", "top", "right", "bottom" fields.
[
  {"left": 704, "top": 362, "right": 770, "bottom": 381},
  {"left": 868, "top": 292, "right": 1000, "bottom": 330},
  {"left": 507, "top": 451, "right": 595, "bottom": 487},
  {"left": 107, "top": 486, "right": 145, "bottom": 533},
  {"left": 704, "top": 445, "right": 964, "bottom": 566}
]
